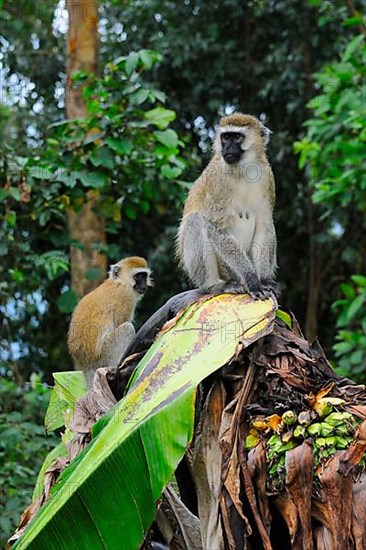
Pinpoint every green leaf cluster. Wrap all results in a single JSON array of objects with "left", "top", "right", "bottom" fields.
[
  {"left": 294, "top": 35, "right": 365, "bottom": 213},
  {"left": 37, "top": 49, "right": 186, "bottom": 230},
  {"left": 332, "top": 275, "right": 366, "bottom": 382},
  {"left": 0, "top": 377, "right": 58, "bottom": 547},
  {"left": 294, "top": 31, "right": 366, "bottom": 382},
  {"left": 14, "top": 295, "right": 275, "bottom": 548}
]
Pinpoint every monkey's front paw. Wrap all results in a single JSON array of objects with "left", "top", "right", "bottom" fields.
[
  {"left": 251, "top": 285, "right": 279, "bottom": 301},
  {"left": 261, "top": 279, "right": 282, "bottom": 299},
  {"left": 249, "top": 288, "right": 272, "bottom": 300},
  {"left": 246, "top": 274, "right": 269, "bottom": 300}
]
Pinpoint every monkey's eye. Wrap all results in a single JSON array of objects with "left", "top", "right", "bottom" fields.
[
  {"left": 134, "top": 272, "right": 147, "bottom": 284},
  {"left": 221, "top": 132, "right": 243, "bottom": 143}
]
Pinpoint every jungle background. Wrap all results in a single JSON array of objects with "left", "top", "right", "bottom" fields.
[{"left": 0, "top": 0, "right": 365, "bottom": 543}]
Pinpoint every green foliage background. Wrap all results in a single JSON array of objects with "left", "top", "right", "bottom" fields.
[
  {"left": 0, "top": 377, "right": 58, "bottom": 543},
  {"left": 0, "top": 0, "right": 365, "bottom": 542},
  {"left": 295, "top": 33, "right": 365, "bottom": 383}
]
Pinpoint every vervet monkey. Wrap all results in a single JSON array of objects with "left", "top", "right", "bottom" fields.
[
  {"left": 177, "top": 113, "right": 279, "bottom": 299},
  {"left": 68, "top": 256, "right": 152, "bottom": 388}
]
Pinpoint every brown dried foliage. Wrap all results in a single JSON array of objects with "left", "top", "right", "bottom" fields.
[{"left": 185, "top": 314, "right": 366, "bottom": 550}]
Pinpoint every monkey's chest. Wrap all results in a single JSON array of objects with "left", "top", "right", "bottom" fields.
[{"left": 229, "top": 209, "right": 256, "bottom": 247}]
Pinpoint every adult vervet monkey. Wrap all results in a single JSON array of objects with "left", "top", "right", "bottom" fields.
[{"left": 177, "top": 113, "right": 279, "bottom": 299}]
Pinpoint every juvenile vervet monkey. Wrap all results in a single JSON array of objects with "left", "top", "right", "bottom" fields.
[
  {"left": 68, "top": 256, "right": 152, "bottom": 388},
  {"left": 177, "top": 112, "right": 279, "bottom": 299}
]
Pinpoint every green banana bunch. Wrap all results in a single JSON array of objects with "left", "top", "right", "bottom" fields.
[{"left": 282, "top": 410, "right": 297, "bottom": 425}]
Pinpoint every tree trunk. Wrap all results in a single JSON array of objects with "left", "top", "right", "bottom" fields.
[{"left": 66, "top": 0, "right": 107, "bottom": 298}]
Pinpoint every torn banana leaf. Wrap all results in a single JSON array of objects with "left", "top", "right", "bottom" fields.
[
  {"left": 45, "top": 370, "right": 86, "bottom": 432},
  {"left": 34, "top": 371, "right": 86, "bottom": 501},
  {"left": 14, "top": 294, "right": 276, "bottom": 550}
]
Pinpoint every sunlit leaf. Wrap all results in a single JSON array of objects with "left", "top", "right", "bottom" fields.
[
  {"left": 125, "top": 51, "right": 139, "bottom": 75},
  {"left": 161, "top": 165, "right": 182, "bottom": 179},
  {"left": 105, "top": 137, "right": 133, "bottom": 155},
  {"left": 90, "top": 147, "right": 115, "bottom": 170},
  {"left": 27, "top": 167, "right": 53, "bottom": 180},
  {"left": 79, "top": 171, "right": 108, "bottom": 188},
  {"left": 45, "top": 371, "right": 86, "bottom": 433},
  {"left": 154, "top": 129, "right": 179, "bottom": 149},
  {"left": 145, "top": 107, "right": 176, "bottom": 129}
]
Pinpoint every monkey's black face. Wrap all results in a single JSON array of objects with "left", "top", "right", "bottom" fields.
[
  {"left": 221, "top": 132, "right": 244, "bottom": 164},
  {"left": 133, "top": 271, "right": 148, "bottom": 295}
]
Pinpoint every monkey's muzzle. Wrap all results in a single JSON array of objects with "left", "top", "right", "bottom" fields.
[
  {"left": 224, "top": 154, "right": 240, "bottom": 165},
  {"left": 134, "top": 282, "right": 148, "bottom": 295}
]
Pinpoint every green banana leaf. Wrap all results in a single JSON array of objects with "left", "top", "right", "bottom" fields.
[
  {"left": 45, "top": 371, "right": 86, "bottom": 432},
  {"left": 14, "top": 294, "right": 276, "bottom": 550},
  {"left": 34, "top": 371, "right": 86, "bottom": 501},
  {"left": 276, "top": 308, "right": 293, "bottom": 329}
]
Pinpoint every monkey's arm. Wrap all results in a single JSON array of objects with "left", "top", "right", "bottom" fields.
[
  {"left": 99, "top": 322, "right": 136, "bottom": 367},
  {"left": 178, "top": 212, "right": 222, "bottom": 290},
  {"left": 253, "top": 217, "right": 281, "bottom": 298},
  {"left": 84, "top": 322, "right": 136, "bottom": 390}
]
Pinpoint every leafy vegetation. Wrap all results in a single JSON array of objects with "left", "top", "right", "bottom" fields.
[
  {"left": 295, "top": 34, "right": 365, "bottom": 218},
  {"left": 332, "top": 275, "right": 366, "bottom": 383},
  {"left": 0, "top": 377, "right": 58, "bottom": 546},
  {"left": 36, "top": 50, "right": 185, "bottom": 229},
  {"left": 295, "top": 33, "right": 365, "bottom": 381},
  {"left": 13, "top": 302, "right": 366, "bottom": 548}
]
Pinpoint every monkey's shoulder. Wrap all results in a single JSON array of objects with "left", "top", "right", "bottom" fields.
[{"left": 184, "top": 167, "right": 229, "bottom": 211}]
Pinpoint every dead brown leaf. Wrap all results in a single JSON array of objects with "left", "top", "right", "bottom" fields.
[
  {"left": 338, "top": 420, "right": 366, "bottom": 476},
  {"left": 284, "top": 442, "right": 314, "bottom": 549},
  {"left": 313, "top": 452, "right": 353, "bottom": 549}
]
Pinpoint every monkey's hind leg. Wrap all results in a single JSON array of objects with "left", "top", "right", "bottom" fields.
[
  {"left": 206, "top": 221, "right": 272, "bottom": 300},
  {"left": 181, "top": 212, "right": 222, "bottom": 291},
  {"left": 100, "top": 322, "right": 136, "bottom": 367}
]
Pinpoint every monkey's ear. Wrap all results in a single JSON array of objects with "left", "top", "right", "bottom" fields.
[
  {"left": 109, "top": 264, "right": 121, "bottom": 279},
  {"left": 260, "top": 123, "right": 272, "bottom": 145}
]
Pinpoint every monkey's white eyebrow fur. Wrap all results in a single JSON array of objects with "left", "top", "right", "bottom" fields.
[
  {"left": 217, "top": 125, "right": 248, "bottom": 134},
  {"left": 131, "top": 267, "right": 151, "bottom": 275},
  {"left": 131, "top": 267, "right": 154, "bottom": 287}
]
